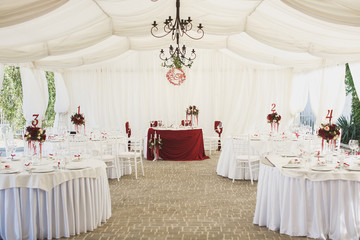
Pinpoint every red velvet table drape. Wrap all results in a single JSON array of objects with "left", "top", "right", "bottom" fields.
[{"left": 147, "top": 128, "right": 209, "bottom": 161}]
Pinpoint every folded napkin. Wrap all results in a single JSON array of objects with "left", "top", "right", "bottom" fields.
[{"left": 288, "top": 158, "right": 300, "bottom": 164}]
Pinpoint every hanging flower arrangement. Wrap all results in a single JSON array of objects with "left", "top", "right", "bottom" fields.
[{"left": 161, "top": 55, "right": 193, "bottom": 69}]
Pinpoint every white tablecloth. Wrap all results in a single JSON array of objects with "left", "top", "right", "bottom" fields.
[
  {"left": 0, "top": 159, "right": 111, "bottom": 239},
  {"left": 266, "top": 155, "right": 360, "bottom": 182},
  {"left": 253, "top": 163, "right": 360, "bottom": 240}
]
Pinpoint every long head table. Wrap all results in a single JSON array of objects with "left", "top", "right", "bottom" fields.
[
  {"left": 0, "top": 158, "right": 111, "bottom": 239},
  {"left": 147, "top": 128, "right": 209, "bottom": 161}
]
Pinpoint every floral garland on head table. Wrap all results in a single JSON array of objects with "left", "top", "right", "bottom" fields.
[
  {"left": 186, "top": 105, "right": 199, "bottom": 126},
  {"left": 71, "top": 106, "right": 85, "bottom": 133},
  {"left": 317, "top": 123, "right": 340, "bottom": 151},
  {"left": 149, "top": 133, "right": 162, "bottom": 161},
  {"left": 267, "top": 112, "right": 281, "bottom": 132}
]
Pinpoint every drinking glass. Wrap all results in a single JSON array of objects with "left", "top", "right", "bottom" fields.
[{"left": 349, "top": 140, "right": 359, "bottom": 155}]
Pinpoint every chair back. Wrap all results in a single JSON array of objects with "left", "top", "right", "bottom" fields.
[
  {"left": 232, "top": 135, "right": 250, "bottom": 156},
  {"left": 150, "top": 121, "right": 158, "bottom": 127},
  {"left": 214, "top": 121, "right": 223, "bottom": 136},
  {"left": 181, "top": 120, "right": 191, "bottom": 126},
  {"left": 131, "top": 138, "right": 143, "bottom": 154},
  {"left": 125, "top": 122, "right": 131, "bottom": 138}
]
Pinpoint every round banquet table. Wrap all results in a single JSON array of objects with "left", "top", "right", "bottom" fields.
[
  {"left": 253, "top": 155, "right": 360, "bottom": 240},
  {"left": 216, "top": 136, "right": 299, "bottom": 180},
  {"left": 0, "top": 158, "right": 111, "bottom": 240}
]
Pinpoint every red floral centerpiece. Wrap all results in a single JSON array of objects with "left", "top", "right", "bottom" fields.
[
  {"left": 318, "top": 123, "right": 340, "bottom": 151},
  {"left": 267, "top": 112, "right": 281, "bottom": 132},
  {"left": 186, "top": 105, "right": 199, "bottom": 126},
  {"left": 71, "top": 113, "right": 85, "bottom": 126},
  {"left": 24, "top": 126, "right": 46, "bottom": 156},
  {"left": 71, "top": 112, "right": 85, "bottom": 133}
]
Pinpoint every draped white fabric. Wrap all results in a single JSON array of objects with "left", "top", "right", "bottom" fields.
[
  {"left": 53, "top": 72, "right": 70, "bottom": 130},
  {"left": 20, "top": 67, "right": 49, "bottom": 123},
  {"left": 289, "top": 65, "right": 346, "bottom": 127},
  {"left": 54, "top": 72, "right": 70, "bottom": 113},
  {"left": 281, "top": 0, "right": 360, "bottom": 26},
  {"left": 63, "top": 50, "right": 295, "bottom": 136},
  {"left": 0, "top": 0, "right": 359, "bottom": 71},
  {"left": 308, "top": 65, "right": 346, "bottom": 126}
]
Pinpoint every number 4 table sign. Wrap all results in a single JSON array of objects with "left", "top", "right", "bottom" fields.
[{"left": 326, "top": 109, "right": 333, "bottom": 124}]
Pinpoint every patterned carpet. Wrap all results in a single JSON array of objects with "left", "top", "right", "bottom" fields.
[{"left": 69, "top": 152, "right": 308, "bottom": 240}]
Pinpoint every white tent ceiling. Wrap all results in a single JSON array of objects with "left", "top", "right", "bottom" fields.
[{"left": 0, "top": 0, "right": 360, "bottom": 71}]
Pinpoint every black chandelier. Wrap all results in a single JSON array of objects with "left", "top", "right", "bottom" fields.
[{"left": 151, "top": 0, "right": 204, "bottom": 69}]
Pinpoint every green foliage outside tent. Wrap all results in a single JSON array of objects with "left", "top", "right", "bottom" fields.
[
  {"left": 338, "top": 63, "right": 360, "bottom": 144},
  {"left": 0, "top": 66, "right": 56, "bottom": 134}
]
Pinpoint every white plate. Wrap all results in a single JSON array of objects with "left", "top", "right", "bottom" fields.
[
  {"left": 32, "top": 168, "right": 54, "bottom": 173},
  {"left": 311, "top": 165, "right": 333, "bottom": 171},
  {"left": 48, "top": 139, "right": 64, "bottom": 142},
  {"left": 250, "top": 138, "right": 261, "bottom": 141},
  {"left": 281, "top": 154, "right": 298, "bottom": 157},
  {"left": 33, "top": 161, "right": 52, "bottom": 166},
  {"left": 282, "top": 163, "right": 301, "bottom": 168},
  {"left": 346, "top": 165, "right": 360, "bottom": 171},
  {"left": 65, "top": 165, "right": 87, "bottom": 170},
  {"left": 0, "top": 169, "right": 20, "bottom": 174}
]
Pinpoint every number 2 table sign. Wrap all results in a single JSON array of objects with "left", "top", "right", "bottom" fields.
[{"left": 267, "top": 103, "right": 281, "bottom": 133}]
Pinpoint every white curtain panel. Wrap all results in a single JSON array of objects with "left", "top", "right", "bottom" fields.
[
  {"left": 288, "top": 71, "right": 309, "bottom": 122},
  {"left": 20, "top": 67, "right": 48, "bottom": 124},
  {"left": 63, "top": 50, "right": 294, "bottom": 137},
  {"left": 54, "top": 72, "right": 69, "bottom": 113},
  {"left": 309, "top": 65, "right": 346, "bottom": 127},
  {"left": 53, "top": 72, "right": 70, "bottom": 130}
]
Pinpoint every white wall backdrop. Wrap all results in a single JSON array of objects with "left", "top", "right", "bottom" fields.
[
  {"left": 63, "top": 50, "right": 294, "bottom": 137},
  {"left": 62, "top": 50, "right": 345, "bottom": 138}
]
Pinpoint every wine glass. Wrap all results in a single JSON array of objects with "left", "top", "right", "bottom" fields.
[{"left": 349, "top": 140, "right": 359, "bottom": 155}]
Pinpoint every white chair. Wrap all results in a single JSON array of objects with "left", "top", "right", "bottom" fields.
[
  {"left": 118, "top": 137, "right": 144, "bottom": 179},
  {"left": 203, "top": 136, "right": 218, "bottom": 155},
  {"left": 232, "top": 135, "right": 260, "bottom": 184},
  {"left": 98, "top": 138, "right": 120, "bottom": 181},
  {"left": 67, "top": 135, "right": 88, "bottom": 156}
]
